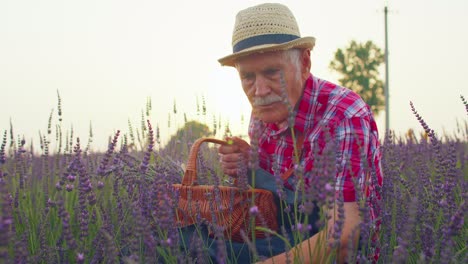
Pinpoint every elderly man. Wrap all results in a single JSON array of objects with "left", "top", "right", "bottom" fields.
[{"left": 216, "top": 3, "right": 383, "bottom": 264}]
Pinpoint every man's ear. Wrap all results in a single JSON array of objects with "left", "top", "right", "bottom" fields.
[{"left": 301, "top": 49, "right": 311, "bottom": 79}]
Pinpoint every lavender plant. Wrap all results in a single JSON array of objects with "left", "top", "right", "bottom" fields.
[{"left": 0, "top": 96, "right": 466, "bottom": 264}]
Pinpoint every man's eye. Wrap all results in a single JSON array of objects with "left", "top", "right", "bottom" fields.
[
  {"left": 242, "top": 73, "right": 255, "bottom": 80},
  {"left": 264, "top": 68, "right": 279, "bottom": 76}
]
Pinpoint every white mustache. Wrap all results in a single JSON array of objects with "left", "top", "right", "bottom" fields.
[{"left": 253, "top": 95, "right": 283, "bottom": 106}]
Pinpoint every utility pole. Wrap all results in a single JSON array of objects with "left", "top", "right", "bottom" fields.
[{"left": 384, "top": 5, "right": 390, "bottom": 135}]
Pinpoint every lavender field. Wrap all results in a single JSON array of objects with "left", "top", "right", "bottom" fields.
[{"left": 0, "top": 97, "right": 467, "bottom": 264}]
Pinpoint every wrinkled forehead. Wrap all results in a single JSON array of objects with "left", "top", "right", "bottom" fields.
[{"left": 234, "top": 50, "right": 290, "bottom": 68}]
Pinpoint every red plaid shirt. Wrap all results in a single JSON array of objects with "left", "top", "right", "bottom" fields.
[{"left": 248, "top": 74, "right": 383, "bottom": 261}]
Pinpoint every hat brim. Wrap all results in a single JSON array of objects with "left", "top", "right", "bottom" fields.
[{"left": 218, "top": 36, "right": 315, "bottom": 67}]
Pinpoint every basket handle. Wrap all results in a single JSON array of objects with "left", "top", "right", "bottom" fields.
[{"left": 182, "top": 137, "right": 228, "bottom": 186}]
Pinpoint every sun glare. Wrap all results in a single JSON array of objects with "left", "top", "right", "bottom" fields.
[{"left": 208, "top": 67, "right": 251, "bottom": 139}]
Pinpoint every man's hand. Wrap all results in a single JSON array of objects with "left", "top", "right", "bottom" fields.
[
  {"left": 256, "top": 201, "right": 361, "bottom": 264},
  {"left": 218, "top": 136, "right": 250, "bottom": 177}
]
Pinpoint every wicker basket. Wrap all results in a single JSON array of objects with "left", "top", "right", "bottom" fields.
[{"left": 172, "top": 137, "right": 278, "bottom": 242}]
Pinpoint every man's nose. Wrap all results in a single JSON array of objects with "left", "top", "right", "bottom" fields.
[{"left": 254, "top": 76, "right": 270, "bottom": 96}]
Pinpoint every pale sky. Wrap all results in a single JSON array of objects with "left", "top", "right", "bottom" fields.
[{"left": 1, "top": 0, "right": 467, "bottom": 152}]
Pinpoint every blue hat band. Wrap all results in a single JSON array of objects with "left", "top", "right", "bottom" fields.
[{"left": 233, "top": 34, "right": 300, "bottom": 53}]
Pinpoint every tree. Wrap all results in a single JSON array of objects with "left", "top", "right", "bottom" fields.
[
  {"left": 329, "top": 40, "right": 385, "bottom": 116},
  {"left": 162, "top": 120, "right": 212, "bottom": 159}
]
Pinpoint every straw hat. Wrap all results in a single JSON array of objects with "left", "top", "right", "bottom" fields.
[{"left": 218, "top": 3, "right": 315, "bottom": 67}]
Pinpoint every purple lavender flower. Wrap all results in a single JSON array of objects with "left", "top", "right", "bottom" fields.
[
  {"left": 76, "top": 252, "right": 84, "bottom": 263},
  {"left": 249, "top": 205, "right": 259, "bottom": 216},
  {"left": 0, "top": 131, "right": 6, "bottom": 165},
  {"left": 214, "top": 226, "right": 228, "bottom": 264},
  {"left": 100, "top": 229, "right": 118, "bottom": 263},
  {"left": 329, "top": 194, "right": 345, "bottom": 249},
  {"left": 129, "top": 202, "right": 157, "bottom": 262},
  {"left": 139, "top": 120, "right": 154, "bottom": 173},
  {"left": 439, "top": 200, "right": 467, "bottom": 264},
  {"left": 460, "top": 94, "right": 468, "bottom": 115},
  {"left": 65, "top": 184, "right": 74, "bottom": 192},
  {"left": 67, "top": 174, "right": 76, "bottom": 182},
  {"left": 392, "top": 197, "right": 418, "bottom": 263},
  {"left": 0, "top": 176, "right": 14, "bottom": 261},
  {"left": 97, "top": 181, "right": 104, "bottom": 189},
  {"left": 14, "top": 231, "right": 29, "bottom": 263},
  {"left": 97, "top": 130, "right": 120, "bottom": 176},
  {"left": 57, "top": 198, "right": 77, "bottom": 250}
]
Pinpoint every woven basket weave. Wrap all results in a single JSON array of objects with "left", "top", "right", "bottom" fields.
[{"left": 173, "top": 137, "right": 278, "bottom": 242}]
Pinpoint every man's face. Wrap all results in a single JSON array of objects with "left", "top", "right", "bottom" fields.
[{"left": 235, "top": 50, "right": 307, "bottom": 125}]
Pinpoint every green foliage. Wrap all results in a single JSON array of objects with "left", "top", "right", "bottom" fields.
[
  {"left": 329, "top": 40, "right": 385, "bottom": 115},
  {"left": 163, "top": 120, "right": 213, "bottom": 159}
]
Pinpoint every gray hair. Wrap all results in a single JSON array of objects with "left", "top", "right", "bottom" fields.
[{"left": 282, "top": 49, "right": 304, "bottom": 81}]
